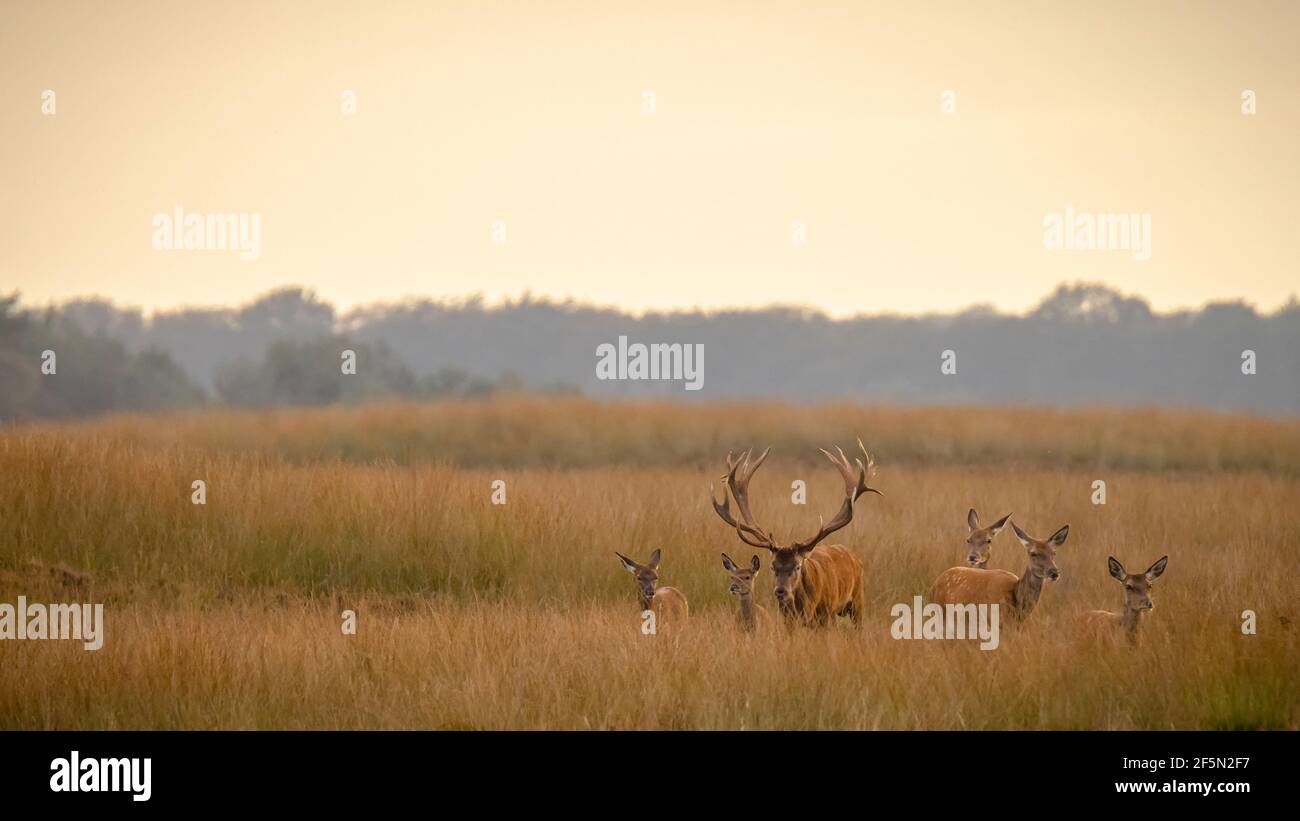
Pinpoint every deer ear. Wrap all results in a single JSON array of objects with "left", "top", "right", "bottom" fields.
[
  {"left": 989, "top": 513, "right": 1012, "bottom": 536},
  {"left": 1011, "top": 521, "right": 1031, "bottom": 546},
  {"left": 1107, "top": 556, "right": 1126, "bottom": 581},
  {"left": 615, "top": 552, "right": 638, "bottom": 574},
  {"left": 647, "top": 549, "right": 662, "bottom": 569},
  {"left": 750, "top": 554, "right": 761, "bottom": 572},
  {"left": 1145, "top": 555, "right": 1168, "bottom": 582},
  {"left": 721, "top": 552, "right": 737, "bottom": 572},
  {"left": 967, "top": 509, "right": 980, "bottom": 531},
  {"left": 1048, "top": 525, "right": 1070, "bottom": 546}
]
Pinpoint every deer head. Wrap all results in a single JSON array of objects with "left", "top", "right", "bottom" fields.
[
  {"left": 1107, "top": 555, "right": 1169, "bottom": 613},
  {"left": 965, "top": 508, "right": 1012, "bottom": 568},
  {"left": 711, "top": 440, "right": 880, "bottom": 613},
  {"left": 720, "top": 552, "right": 761, "bottom": 598},
  {"left": 1010, "top": 520, "right": 1069, "bottom": 581},
  {"left": 615, "top": 549, "right": 663, "bottom": 609}
]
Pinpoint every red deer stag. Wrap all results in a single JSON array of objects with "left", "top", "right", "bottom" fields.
[{"left": 711, "top": 441, "right": 880, "bottom": 627}]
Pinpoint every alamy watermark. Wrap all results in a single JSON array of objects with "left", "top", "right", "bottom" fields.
[
  {"left": 1043, "top": 204, "right": 1150, "bottom": 261},
  {"left": 151, "top": 206, "right": 261, "bottom": 261},
  {"left": 0, "top": 597, "right": 104, "bottom": 651},
  {"left": 890, "top": 596, "right": 1000, "bottom": 650},
  {"left": 596, "top": 336, "right": 704, "bottom": 391},
  {"left": 50, "top": 751, "right": 150, "bottom": 802}
]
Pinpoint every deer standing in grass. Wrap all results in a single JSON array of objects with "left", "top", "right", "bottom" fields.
[
  {"left": 615, "top": 549, "right": 688, "bottom": 630},
  {"left": 929, "top": 520, "right": 1069, "bottom": 622},
  {"left": 711, "top": 440, "right": 881, "bottom": 628},
  {"left": 1079, "top": 556, "right": 1168, "bottom": 639},
  {"left": 963, "top": 508, "right": 1012, "bottom": 569},
  {"left": 721, "top": 553, "right": 775, "bottom": 633}
]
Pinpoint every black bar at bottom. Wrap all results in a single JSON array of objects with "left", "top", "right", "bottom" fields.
[{"left": 0, "top": 730, "right": 1286, "bottom": 808}]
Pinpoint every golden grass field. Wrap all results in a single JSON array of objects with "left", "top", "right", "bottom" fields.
[{"left": 1, "top": 397, "right": 1297, "bottom": 729}]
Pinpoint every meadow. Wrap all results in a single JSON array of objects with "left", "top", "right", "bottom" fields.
[{"left": 1, "top": 397, "right": 1297, "bottom": 729}]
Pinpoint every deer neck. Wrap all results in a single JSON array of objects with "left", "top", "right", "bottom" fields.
[
  {"left": 1120, "top": 607, "right": 1144, "bottom": 634},
  {"left": 1011, "top": 569, "right": 1044, "bottom": 617},
  {"left": 737, "top": 593, "right": 757, "bottom": 629}
]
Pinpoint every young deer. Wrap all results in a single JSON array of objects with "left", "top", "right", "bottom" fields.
[
  {"left": 721, "top": 552, "right": 775, "bottom": 633},
  {"left": 711, "top": 440, "right": 881, "bottom": 627},
  {"left": 1079, "top": 556, "right": 1168, "bottom": 639},
  {"left": 929, "top": 520, "right": 1069, "bottom": 622},
  {"left": 964, "top": 508, "right": 1012, "bottom": 568},
  {"left": 614, "top": 549, "right": 688, "bottom": 629}
]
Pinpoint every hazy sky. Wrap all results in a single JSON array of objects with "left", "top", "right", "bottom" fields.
[{"left": 3, "top": 0, "right": 1297, "bottom": 317}]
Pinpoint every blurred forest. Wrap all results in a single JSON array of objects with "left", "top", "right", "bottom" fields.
[{"left": 1, "top": 282, "right": 1296, "bottom": 421}]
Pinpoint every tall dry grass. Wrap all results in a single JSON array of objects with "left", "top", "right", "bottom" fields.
[
  {"left": 14, "top": 395, "right": 1300, "bottom": 473},
  {"left": 0, "top": 398, "right": 1297, "bottom": 728}
]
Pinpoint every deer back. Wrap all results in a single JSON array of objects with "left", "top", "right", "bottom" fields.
[
  {"left": 651, "top": 586, "right": 689, "bottom": 624},
  {"left": 929, "top": 566, "right": 1019, "bottom": 608}
]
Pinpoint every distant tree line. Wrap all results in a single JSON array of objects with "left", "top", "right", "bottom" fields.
[
  {"left": 0, "top": 293, "right": 534, "bottom": 421},
  {"left": 0, "top": 293, "right": 204, "bottom": 420},
  {"left": 2, "top": 282, "right": 1297, "bottom": 421},
  {"left": 213, "top": 338, "right": 525, "bottom": 409}
]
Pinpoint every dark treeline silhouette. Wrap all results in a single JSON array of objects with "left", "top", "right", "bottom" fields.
[
  {"left": 214, "top": 337, "right": 521, "bottom": 409},
  {"left": 0, "top": 294, "right": 204, "bottom": 420},
  {"left": 2, "top": 282, "right": 1297, "bottom": 421},
  {"left": 0, "top": 292, "right": 528, "bottom": 421}
]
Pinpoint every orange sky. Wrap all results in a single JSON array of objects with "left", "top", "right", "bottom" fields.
[{"left": 2, "top": 0, "right": 1297, "bottom": 316}]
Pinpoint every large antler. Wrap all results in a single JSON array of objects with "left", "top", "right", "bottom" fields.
[
  {"left": 792, "top": 438, "right": 882, "bottom": 552},
  {"left": 710, "top": 448, "right": 777, "bottom": 550}
]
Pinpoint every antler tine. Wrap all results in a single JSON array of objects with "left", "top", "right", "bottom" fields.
[
  {"left": 724, "top": 448, "right": 750, "bottom": 488},
  {"left": 711, "top": 447, "right": 777, "bottom": 550},
  {"left": 720, "top": 450, "right": 741, "bottom": 482},
  {"left": 856, "top": 439, "right": 883, "bottom": 498},
  {"left": 733, "top": 446, "right": 769, "bottom": 483},
  {"left": 710, "top": 483, "right": 774, "bottom": 550},
  {"left": 726, "top": 446, "right": 770, "bottom": 530},
  {"left": 819, "top": 445, "right": 863, "bottom": 500},
  {"left": 795, "top": 439, "right": 883, "bottom": 552}
]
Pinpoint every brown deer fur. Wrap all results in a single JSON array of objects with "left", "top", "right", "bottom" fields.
[
  {"left": 1079, "top": 555, "right": 1168, "bottom": 639},
  {"left": 721, "top": 553, "right": 775, "bottom": 632},
  {"left": 772, "top": 544, "right": 864, "bottom": 626},
  {"left": 615, "top": 549, "right": 688, "bottom": 630},
  {"left": 963, "top": 508, "right": 1012, "bottom": 569},
  {"left": 929, "top": 521, "right": 1069, "bottom": 622}
]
